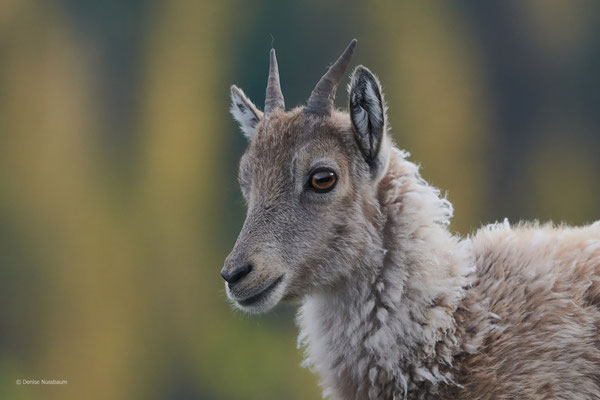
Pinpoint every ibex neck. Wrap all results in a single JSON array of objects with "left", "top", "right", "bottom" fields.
[{"left": 297, "top": 148, "right": 475, "bottom": 399}]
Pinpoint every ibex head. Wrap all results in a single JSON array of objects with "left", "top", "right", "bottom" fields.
[{"left": 223, "top": 40, "right": 392, "bottom": 313}]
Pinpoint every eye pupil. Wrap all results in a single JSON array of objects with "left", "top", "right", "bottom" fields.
[{"left": 310, "top": 170, "right": 337, "bottom": 192}]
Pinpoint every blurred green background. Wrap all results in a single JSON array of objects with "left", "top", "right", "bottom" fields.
[{"left": 1, "top": 1, "right": 599, "bottom": 399}]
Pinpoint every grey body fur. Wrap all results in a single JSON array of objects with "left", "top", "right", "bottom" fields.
[{"left": 223, "top": 41, "right": 600, "bottom": 399}]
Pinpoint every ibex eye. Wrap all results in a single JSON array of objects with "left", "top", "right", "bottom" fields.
[{"left": 309, "top": 169, "right": 337, "bottom": 193}]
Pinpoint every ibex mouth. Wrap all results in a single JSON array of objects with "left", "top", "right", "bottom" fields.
[{"left": 238, "top": 275, "right": 284, "bottom": 306}]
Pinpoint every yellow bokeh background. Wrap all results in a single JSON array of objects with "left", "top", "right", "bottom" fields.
[{"left": 1, "top": 1, "right": 598, "bottom": 399}]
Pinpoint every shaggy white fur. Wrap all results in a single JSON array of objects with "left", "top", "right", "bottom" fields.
[
  {"left": 297, "top": 148, "right": 600, "bottom": 399},
  {"left": 297, "top": 148, "right": 475, "bottom": 399}
]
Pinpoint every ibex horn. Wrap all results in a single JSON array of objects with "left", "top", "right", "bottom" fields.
[
  {"left": 305, "top": 39, "right": 357, "bottom": 116},
  {"left": 264, "top": 49, "right": 285, "bottom": 114}
]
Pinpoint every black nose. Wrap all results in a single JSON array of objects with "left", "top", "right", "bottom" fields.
[{"left": 221, "top": 264, "right": 253, "bottom": 286}]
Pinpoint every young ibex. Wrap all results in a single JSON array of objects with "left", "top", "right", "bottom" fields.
[{"left": 222, "top": 39, "right": 600, "bottom": 399}]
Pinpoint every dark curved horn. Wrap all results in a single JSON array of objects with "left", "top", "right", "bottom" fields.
[
  {"left": 305, "top": 39, "right": 357, "bottom": 116},
  {"left": 264, "top": 49, "right": 285, "bottom": 114}
]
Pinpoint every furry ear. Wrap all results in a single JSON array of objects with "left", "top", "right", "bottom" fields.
[
  {"left": 348, "top": 66, "right": 388, "bottom": 172},
  {"left": 230, "top": 85, "right": 263, "bottom": 139}
]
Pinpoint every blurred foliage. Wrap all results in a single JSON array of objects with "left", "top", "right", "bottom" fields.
[{"left": 0, "top": 1, "right": 599, "bottom": 399}]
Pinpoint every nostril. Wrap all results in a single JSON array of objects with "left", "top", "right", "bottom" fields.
[{"left": 221, "top": 264, "right": 253, "bottom": 286}]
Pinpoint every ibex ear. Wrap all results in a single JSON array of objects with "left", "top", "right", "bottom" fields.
[
  {"left": 349, "top": 66, "right": 388, "bottom": 175},
  {"left": 230, "top": 85, "right": 263, "bottom": 139}
]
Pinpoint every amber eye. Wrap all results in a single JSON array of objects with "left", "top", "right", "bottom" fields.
[{"left": 309, "top": 169, "right": 337, "bottom": 193}]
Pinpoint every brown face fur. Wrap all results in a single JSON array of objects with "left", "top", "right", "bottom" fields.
[{"left": 223, "top": 107, "right": 387, "bottom": 313}]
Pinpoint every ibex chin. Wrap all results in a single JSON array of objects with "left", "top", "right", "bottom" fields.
[{"left": 221, "top": 39, "right": 600, "bottom": 400}]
